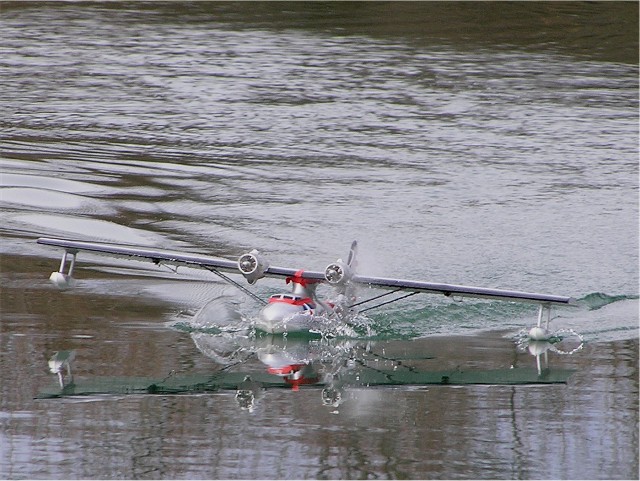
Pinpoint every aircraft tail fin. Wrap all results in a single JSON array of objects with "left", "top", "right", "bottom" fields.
[{"left": 347, "top": 240, "right": 358, "bottom": 269}]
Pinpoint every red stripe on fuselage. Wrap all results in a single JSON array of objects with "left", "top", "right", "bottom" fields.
[{"left": 268, "top": 295, "right": 314, "bottom": 306}]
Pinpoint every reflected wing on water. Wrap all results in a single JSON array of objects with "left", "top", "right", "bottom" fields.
[{"left": 35, "top": 367, "right": 575, "bottom": 399}]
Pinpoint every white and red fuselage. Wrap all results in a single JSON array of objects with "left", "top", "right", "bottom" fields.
[{"left": 255, "top": 270, "right": 329, "bottom": 334}]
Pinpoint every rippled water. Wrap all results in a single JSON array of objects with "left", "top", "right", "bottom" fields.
[{"left": 1, "top": 2, "right": 638, "bottom": 479}]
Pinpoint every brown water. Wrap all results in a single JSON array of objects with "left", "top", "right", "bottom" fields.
[{"left": 1, "top": 2, "right": 638, "bottom": 479}]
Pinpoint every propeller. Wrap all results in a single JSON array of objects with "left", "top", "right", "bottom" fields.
[
  {"left": 237, "top": 249, "right": 268, "bottom": 284},
  {"left": 238, "top": 253, "right": 258, "bottom": 275},
  {"left": 325, "top": 263, "right": 346, "bottom": 284},
  {"left": 324, "top": 241, "right": 357, "bottom": 286}
]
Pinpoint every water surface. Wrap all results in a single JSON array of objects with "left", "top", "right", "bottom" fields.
[{"left": 0, "top": 2, "right": 638, "bottom": 479}]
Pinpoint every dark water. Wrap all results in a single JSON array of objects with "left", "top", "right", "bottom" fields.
[{"left": 1, "top": 2, "right": 638, "bottom": 479}]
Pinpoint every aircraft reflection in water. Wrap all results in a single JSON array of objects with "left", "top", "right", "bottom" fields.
[{"left": 40, "top": 326, "right": 584, "bottom": 412}]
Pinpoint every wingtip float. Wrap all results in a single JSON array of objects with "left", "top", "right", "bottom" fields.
[{"left": 36, "top": 236, "right": 574, "bottom": 339}]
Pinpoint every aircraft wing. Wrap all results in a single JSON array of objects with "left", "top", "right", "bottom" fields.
[
  {"left": 351, "top": 274, "right": 574, "bottom": 305},
  {"left": 37, "top": 237, "right": 573, "bottom": 305},
  {"left": 36, "top": 237, "right": 325, "bottom": 280}
]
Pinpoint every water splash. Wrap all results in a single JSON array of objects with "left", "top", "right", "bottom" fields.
[
  {"left": 170, "top": 289, "right": 637, "bottom": 343},
  {"left": 576, "top": 292, "right": 639, "bottom": 311},
  {"left": 514, "top": 328, "right": 585, "bottom": 356}
]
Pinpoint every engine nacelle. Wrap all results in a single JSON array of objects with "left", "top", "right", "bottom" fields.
[
  {"left": 324, "top": 260, "right": 353, "bottom": 286},
  {"left": 238, "top": 249, "right": 269, "bottom": 284}
]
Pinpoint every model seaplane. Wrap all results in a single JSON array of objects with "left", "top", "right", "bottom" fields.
[{"left": 36, "top": 237, "right": 574, "bottom": 339}]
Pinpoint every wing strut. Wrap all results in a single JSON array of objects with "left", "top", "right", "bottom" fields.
[
  {"left": 358, "top": 291, "right": 420, "bottom": 313},
  {"left": 204, "top": 266, "right": 267, "bottom": 306},
  {"left": 350, "top": 288, "right": 403, "bottom": 309}
]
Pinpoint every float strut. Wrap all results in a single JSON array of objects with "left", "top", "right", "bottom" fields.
[
  {"left": 58, "top": 251, "right": 68, "bottom": 273},
  {"left": 535, "top": 350, "right": 550, "bottom": 376},
  {"left": 50, "top": 250, "right": 78, "bottom": 289},
  {"left": 537, "top": 305, "right": 551, "bottom": 330},
  {"left": 68, "top": 252, "right": 76, "bottom": 277},
  {"left": 58, "top": 251, "right": 76, "bottom": 276},
  {"left": 537, "top": 305, "right": 543, "bottom": 328}
]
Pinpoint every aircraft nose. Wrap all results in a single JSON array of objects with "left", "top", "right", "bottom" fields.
[{"left": 260, "top": 302, "right": 297, "bottom": 323}]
